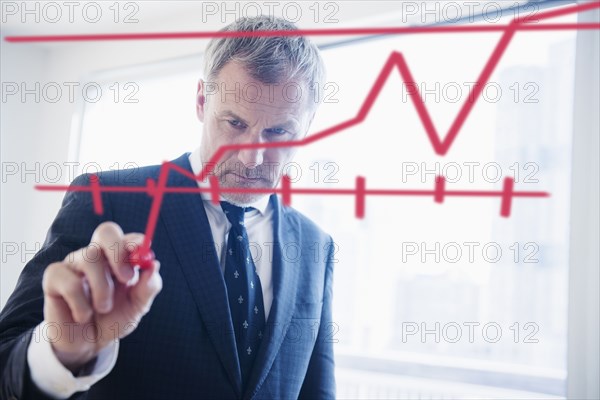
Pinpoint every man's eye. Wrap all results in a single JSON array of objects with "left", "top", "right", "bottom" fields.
[
  {"left": 266, "top": 128, "right": 288, "bottom": 135},
  {"left": 228, "top": 120, "right": 244, "bottom": 128}
]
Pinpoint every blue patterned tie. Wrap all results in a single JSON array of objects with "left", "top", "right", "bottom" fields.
[{"left": 220, "top": 201, "right": 266, "bottom": 388}]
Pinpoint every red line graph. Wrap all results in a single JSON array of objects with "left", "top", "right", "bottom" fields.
[{"left": 31, "top": 1, "right": 599, "bottom": 257}]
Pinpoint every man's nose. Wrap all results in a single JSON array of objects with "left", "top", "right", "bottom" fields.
[{"left": 237, "top": 134, "right": 265, "bottom": 168}]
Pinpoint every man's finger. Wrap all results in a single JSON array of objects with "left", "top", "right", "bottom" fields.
[
  {"left": 43, "top": 262, "right": 93, "bottom": 323},
  {"left": 65, "top": 246, "right": 114, "bottom": 314},
  {"left": 91, "top": 221, "right": 132, "bottom": 283},
  {"left": 129, "top": 260, "right": 162, "bottom": 316}
]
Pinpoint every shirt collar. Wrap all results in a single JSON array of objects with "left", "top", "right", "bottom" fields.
[{"left": 188, "top": 146, "right": 271, "bottom": 215}]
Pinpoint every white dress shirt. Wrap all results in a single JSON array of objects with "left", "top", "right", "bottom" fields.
[{"left": 27, "top": 148, "right": 276, "bottom": 398}]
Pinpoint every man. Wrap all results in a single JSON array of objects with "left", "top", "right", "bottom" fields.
[{"left": 0, "top": 16, "right": 335, "bottom": 399}]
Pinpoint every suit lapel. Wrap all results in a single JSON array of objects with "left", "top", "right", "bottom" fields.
[
  {"left": 245, "top": 194, "right": 301, "bottom": 399},
  {"left": 159, "top": 154, "right": 242, "bottom": 396}
]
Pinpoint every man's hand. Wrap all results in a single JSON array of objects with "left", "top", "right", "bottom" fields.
[{"left": 41, "top": 221, "right": 162, "bottom": 373}]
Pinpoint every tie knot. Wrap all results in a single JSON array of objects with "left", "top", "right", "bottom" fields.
[{"left": 220, "top": 201, "right": 252, "bottom": 225}]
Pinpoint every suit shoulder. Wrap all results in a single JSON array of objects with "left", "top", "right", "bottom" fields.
[
  {"left": 69, "top": 153, "right": 192, "bottom": 187},
  {"left": 286, "top": 206, "right": 334, "bottom": 244},
  {"left": 70, "top": 163, "right": 161, "bottom": 187}
]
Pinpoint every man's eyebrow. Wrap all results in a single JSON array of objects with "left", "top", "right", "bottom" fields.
[{"left": 217, "top": 110, "right": 248, "bottom": 124}]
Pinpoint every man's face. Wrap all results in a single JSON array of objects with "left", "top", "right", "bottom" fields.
[{"left": 196, "top": 61, "right": 315, "bottom": 206}]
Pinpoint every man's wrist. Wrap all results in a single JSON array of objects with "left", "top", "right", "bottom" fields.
[{"left": 51, "top": 344, "right": 97, "bottom": 375}]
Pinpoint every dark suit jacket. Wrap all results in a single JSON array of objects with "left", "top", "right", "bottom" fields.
[{"left": 0, "top": 153, "right": 336, "bottom": 399}]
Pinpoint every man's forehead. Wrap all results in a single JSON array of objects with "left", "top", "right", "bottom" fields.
[
  {"left": 209, "top": 89, "right": 312, "bottom": 128},
  {"left": 207, "top": 62, "right": 313, "bottom": 113}
]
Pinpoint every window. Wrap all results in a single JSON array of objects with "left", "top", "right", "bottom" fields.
[
  {"left": 296, "top": 7, "right": 575, "bottom": 400},
  {"left": 75, "top": 59, "right": 202, "bottom": 173}
]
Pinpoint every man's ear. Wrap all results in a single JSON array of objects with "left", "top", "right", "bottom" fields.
[{"left": 196, "top": 79, "right": 206, "bottom": 122}]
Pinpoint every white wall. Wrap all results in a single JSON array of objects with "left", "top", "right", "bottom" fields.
[{"left": 1, "top": 40, "right": 63, "bottom": 307}]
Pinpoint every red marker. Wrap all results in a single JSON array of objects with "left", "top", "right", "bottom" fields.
[{"left": 127, "top": 247, "right": 155, "bottom": 270}]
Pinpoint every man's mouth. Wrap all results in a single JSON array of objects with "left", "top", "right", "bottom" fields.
[{"left": 228, "top": 172, "right": 266, "bottom": 183}]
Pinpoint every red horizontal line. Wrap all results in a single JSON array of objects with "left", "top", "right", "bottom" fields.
[
  {"left": 35, "top": 174, "right": 548, "bottom": 238},
  {"left": 5, "top": 22, "right": 599, "bottom": 43},
  {"left": 34, "top": 183, "right": 549, "bottom": 198}
]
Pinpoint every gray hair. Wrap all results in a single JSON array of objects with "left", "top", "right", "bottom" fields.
[{"left": 203, "top": 16, "right": 326, "bottom": 107}]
